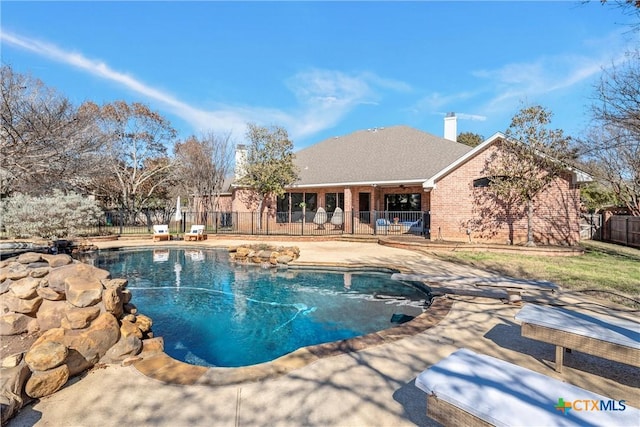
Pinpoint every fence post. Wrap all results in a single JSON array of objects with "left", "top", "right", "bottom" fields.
[
  {"left": 146, "top": 209, "right": 152, "bottom": 233},
  {"left": 373, "top": 211, "right": 378, "bottom": 235},
  {"left": 626, "top": 217, "right": 629, "bottom": 246},
  {"left": 351, "top": 210, "right": 355, "bottom": 235}
]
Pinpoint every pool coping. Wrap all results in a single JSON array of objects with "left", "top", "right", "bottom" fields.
[{"left": 132, "top": 297, "right": 453, "bottom": 386}]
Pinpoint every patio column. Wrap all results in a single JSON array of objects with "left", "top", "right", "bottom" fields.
[{"left": 344, "top": 187, "right": 352, "bottom": 233}]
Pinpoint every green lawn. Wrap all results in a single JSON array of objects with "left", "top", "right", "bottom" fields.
[{"left": 430, "top": 240, "right": 640, "bottom": 306}]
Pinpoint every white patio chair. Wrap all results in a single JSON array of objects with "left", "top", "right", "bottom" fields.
[{"left": 153, "top": 224, "right": 170, "bottom": 241}]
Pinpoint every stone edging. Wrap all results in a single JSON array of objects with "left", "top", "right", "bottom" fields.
[
  {"left": 379, "top": 237, "right": 585, "bottom": 256},
  {"left": 132, "top": 297, "right": 453, "bottom": 386}
]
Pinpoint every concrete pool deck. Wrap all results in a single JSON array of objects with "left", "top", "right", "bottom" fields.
[{"left": 8, "top": 238, "right": 639, "bottom": 426}]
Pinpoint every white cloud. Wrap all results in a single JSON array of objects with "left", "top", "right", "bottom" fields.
[
  {"left": 408, "top": 90, "right": 482, "bottom": 118},
  {"left": 456, "top": 113, "right": 487, "bottom": 121},
  {"left": 359, "top": 71, "right": 412, "bottom": 93},
  {"left": 1, "top": 30, "right": 251, "bottom": 137},
  {"left": 284, "top": 68, "right": 410, "bottom": 138},
  {"left": 474, "top": 50, "right": 628, "bottom": 111},
  {"left": 1, "top": 30, "right": 410, "bottom": 144},
  {"left": 288, "top": 70, "right": 373, "bottom": 107}
]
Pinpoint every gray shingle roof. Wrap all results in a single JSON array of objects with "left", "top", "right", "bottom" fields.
[{"left": 293, "top": 125, "right": 473, "bottom": 187}]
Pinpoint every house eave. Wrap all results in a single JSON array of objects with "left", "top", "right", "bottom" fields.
[
  {"left": 421, "top": 131, "right": 594, "bottom": 189},
  {"left": 289, "top": 179, "right": 427, "bottom": 189},
  {"left": 570, "top": 169, "right": 593, "bottom": 185}
]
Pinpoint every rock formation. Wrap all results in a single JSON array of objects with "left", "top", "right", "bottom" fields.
[
  {"left": 0, "top": 252, "right": 154, "bottom": 424},
  {"left": 229, "top": 244, "right": 300, "bottom": 266}
]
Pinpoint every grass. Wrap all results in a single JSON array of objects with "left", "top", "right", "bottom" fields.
[{"left": 430, "top": 240, "right": 640, "bottom": 307}]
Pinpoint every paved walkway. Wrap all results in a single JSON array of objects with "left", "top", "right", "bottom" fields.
[{"left": 8, "top": 238, "right": 639, "bottom": 426}]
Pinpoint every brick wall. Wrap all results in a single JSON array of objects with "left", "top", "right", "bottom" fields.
[{"left": 430, "top": 142, "right": 582, "bottom": 245}]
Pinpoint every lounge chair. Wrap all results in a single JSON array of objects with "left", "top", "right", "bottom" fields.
[
  {"left": 405, "top": 218, "right": 423, "bottom": 234},
  {"left": 375, "top": 218, "right": 390, "bottom": 234},
  {"left": 415, "top": 348, "right": 639, "bottom": 427},
  {"left": 515, "top": 303, "right": 640, "bottom": 373},
  {"left": 330, "top": 207, "right": 344, "bottom": 230},
  {"left": 184, "top": 225, "right": 207, "bottom": 241},
  {"left": 153, "top": 225, "right": 170, "bottom": 241}
]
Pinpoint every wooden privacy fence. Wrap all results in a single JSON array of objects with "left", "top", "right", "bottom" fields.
[{"left": 607, "top": 215, "right": 640, "bottom": 248}]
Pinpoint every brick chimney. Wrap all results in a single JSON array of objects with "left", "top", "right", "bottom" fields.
[{"left": 444, "top": 112, "right": 457, "bottom": 142}]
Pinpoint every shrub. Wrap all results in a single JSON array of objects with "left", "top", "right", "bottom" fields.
[{"left": 1, "top": 191, "right": 104, "bottom": 239}]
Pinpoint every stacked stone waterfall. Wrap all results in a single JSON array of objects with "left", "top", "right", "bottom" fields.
[
  {"left": 0, "top": 252, "right": 154, "bottom": 423},
  {"left": 230, "top": 244, "right": 300, "bottom": 266}
]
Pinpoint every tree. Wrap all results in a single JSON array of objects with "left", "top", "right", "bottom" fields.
[
  {"left": 486, "top": 105, "right": 576, "bottom": 246},
  {"left": 95, "top": 101, "right": 177, "bottom": 221},
  {"left": 580, "top": 181, "right": 622, "bottom": 213},
  {"left": 457, "top": 132, "right": 484, "bottom": 148},
  {"left": 0, "top": 65, "right": 104, "bottom": 196},
  {"left": 583, "top": 50, "right": 640, "bottom": 215},
  {"left": 174, "top": 132, "right": 234, "bottom": 222},
  {"left": 237, "top": 123, "right": 298, "bottom": 226}
]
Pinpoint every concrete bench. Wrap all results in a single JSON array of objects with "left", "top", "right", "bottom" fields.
[
  {"left": 515, "top": 304, "right": 640, "bottom": 373},
  {"left": 415, "top": 348, "right": 639, "bottom": 427}
]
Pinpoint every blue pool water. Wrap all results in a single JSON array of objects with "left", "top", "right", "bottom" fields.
[{"left": 92, "top": 248, "right": 428, "bottom": 367}]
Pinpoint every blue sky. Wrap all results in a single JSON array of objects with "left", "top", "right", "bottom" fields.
[{"left": 1, "top": 1, "right": 638, "bottom": 150}]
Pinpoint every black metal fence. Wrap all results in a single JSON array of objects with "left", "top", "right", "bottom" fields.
[{"left": 91, "top": 210, "right": 430, "bottom": 238}]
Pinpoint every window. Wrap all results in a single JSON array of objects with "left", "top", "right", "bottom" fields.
[
  {"left": 384, "top": 193, "right": 421, "bottom": 211},
  {"left": 473, "top": 176, "right": 509, "bottom": 188},
  {"left": 325, "top": 193, "right": 345, "bottom": 212},
  {"left": 277, "top": 194, "right": 290, "bottom": 213},
  {"left": 304, "top": 193, "right": 317, "bottom": 211},
  {"left": 473, "top": 177, "right": 491, "bottom": 188},
  {"left": 290, "top": 193, "right": 304, "bottom": 211},
  {"left": 276, "top": 192, "right": 317, "bottom": 222}
]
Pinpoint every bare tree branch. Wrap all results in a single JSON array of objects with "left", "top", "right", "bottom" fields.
[
  {"left": 583, "top": 49, "right": 640, "bottom": 215},
  {"left": 95, "top": 100, "right": 177, "bottom": 219},
  {"left": 174, "top": 132, "right": 234, "bottom": 221},
  {"left": 1, "top": 65, "right": 105, "bottom": 196}
]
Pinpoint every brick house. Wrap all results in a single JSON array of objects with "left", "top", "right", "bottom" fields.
[
  {"left": 228, "top": 118, "right": 590, "bottom": 245},
  {"left": 424, "top": 133, "right": 590, "bottom": 245}
]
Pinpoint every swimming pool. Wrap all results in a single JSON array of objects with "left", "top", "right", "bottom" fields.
[{"left": 92, "top": 248, "right": 429, "bottom": 367}]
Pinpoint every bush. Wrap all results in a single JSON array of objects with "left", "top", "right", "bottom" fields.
[{"left": 1, "top": 191, "right": 104, "bottom": 239}]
